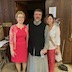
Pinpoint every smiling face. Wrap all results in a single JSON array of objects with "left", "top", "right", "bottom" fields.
[
  {"left": 15, "top": 11, "right": 25, "bottom": 24},
  {"left": 34, "top": 11, "right": 42, "bottom": 22},
  {"left": 16, "top": 14, "right": 25, "bottom": 24},
  {"left": 46, "top": 16, "right": 54, "bottom": 25}
]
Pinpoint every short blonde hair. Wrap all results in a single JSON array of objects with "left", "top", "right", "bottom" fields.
[{"left": 15, "top": 11, "right": 25, "bottom": 19}]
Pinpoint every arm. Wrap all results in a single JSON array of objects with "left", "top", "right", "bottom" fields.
[
  {"left": 26, "top": 25, "right": 29, "bottom": 48},
  {"left": 9, "top": 26, "right": 16, "bottom": 57},
  {"left": 40, "top": 25, "right": 49, "bottom": 54},
  {"left": 9, "top": 26, "right": 14, "bottom": 51},
  {"left": 55, "top": 26, "right": 61, "bottom": 54},
  {"left": 44, "top": 25, "right": 49, "bottom": 50}
]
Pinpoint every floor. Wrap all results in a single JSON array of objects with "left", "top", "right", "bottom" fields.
[{"left": 1, "top": 62, "right": 72, "bottom": 72}]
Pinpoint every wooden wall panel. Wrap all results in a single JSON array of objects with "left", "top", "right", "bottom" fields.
[
  {"left": 45, "top": 0, "right": 72, "bottom": 63},
  {"left": 0, "top": 0, "right": 44, "bottom": 23},
  {"left": 0, "top": 0, "right": 9, "bottom": 22},
  {"left": 15, "top": 2, "right": 28, "bottom": 24},
  {"left": 0, "top": 0, "right": 14, "bottom": 23},
  {"left": 0, "top": 0, "right": 3, "bottom": 23}
]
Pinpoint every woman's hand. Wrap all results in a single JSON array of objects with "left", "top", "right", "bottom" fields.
[
  {"left": 10, "top": 50, "right": 16, "bottom": 57},
  {"left": 55, "top": 48, "right": 61, "bottom": 55}
]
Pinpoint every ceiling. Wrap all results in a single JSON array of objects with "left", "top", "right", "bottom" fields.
[{"left": 16, "top": 1, "right": 45, "bottom": 10}]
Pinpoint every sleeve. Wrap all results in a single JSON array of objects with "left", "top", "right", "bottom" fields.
[
  {"left": 44, "top": 25, "right": 49, "bottom": 50},
  {"left": 25, "top": 25, "right": 29, "bottom": 48},
  {"left": 55, "top": 26, "right": 60, "bottom": 45},
  {"left": 25, "top": 25, "right": 28, "bottom": 34},
  {"left": 9, "top": 26, "right": 14, "bottom": 44}
]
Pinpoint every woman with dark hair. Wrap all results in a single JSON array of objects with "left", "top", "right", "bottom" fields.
[{"left": 45, "top": 14, "right": 61, "bottom": 72}]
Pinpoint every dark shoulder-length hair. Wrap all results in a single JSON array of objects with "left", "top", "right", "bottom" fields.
[{"left": 44, "top": 14, "right": 54, "bottom": 24}]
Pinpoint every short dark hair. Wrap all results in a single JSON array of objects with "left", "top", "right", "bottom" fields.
[
  {"left": 48, "top": 14, "right": 54, "bottom": 19},
  {"left": 34, "top": 9, "right": 43, "bottom": 14}
]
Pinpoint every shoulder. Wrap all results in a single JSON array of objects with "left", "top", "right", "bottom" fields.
[
  {"left": 27, "top": 22, "right": 33, "bottom": 27},
  {"left": 45, "top": 25, "right": 49, "bottom": 30},
  {"left": 24, "top": 24, "right": 28, "bottom": 31},
  {"left": 53, "top": 25, "right": 60, "bottom": 33},
  {"left": 24, "top": 24, "right": 28, "bottom": 28},
  {"left": 10, "top": 24, "right": 18, "bottom": 32},
  {"left": 41, "top": 22, "right": 46, "bottom": 28},
  {"left": 45, "top": 25, "right": 49, "bottom": 34},
  {"left": 54, "top": 24, "right": 60, "bottom": 30}
]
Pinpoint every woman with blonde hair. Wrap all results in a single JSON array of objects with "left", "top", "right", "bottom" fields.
[{"left": 9, "top": 11, "right": 28, "bottom": 72}]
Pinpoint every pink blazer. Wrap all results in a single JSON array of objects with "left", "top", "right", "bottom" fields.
[{"left": 9, "top": 24, "right": 28, "bottom": 50}]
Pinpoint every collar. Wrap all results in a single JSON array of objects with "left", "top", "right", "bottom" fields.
[{"left": 33, "top": 20, "right": 42, "bottom": 25}]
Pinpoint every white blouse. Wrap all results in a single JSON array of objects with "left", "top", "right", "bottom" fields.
[{"left": 49, "top": 24, "right": 60, "bottom": 50}]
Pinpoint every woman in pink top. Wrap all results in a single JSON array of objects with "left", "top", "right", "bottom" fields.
[{"left": 9, "top": 11, "right": 28, "bottom": 72}]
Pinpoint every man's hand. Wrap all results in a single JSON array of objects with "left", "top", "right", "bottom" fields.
[{"left": 40, "top": 49, "right": 47, "bottom": 55}]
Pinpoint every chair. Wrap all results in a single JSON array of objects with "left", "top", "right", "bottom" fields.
[
  {"left": 0, "top": 25, "right": 4, "bottom": 41},
  {"left": 2, "top": 22, "right": 12, "bottom": 37},
  {"left": 0, "top": 25, "right": 9, "bottom": 72}
]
